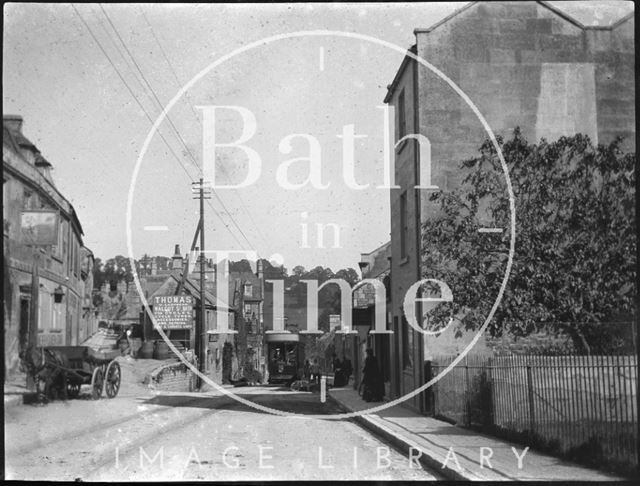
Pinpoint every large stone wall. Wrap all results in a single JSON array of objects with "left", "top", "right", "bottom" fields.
[{"left": 414, "top": 1, "right": 635, "bottom": 219}]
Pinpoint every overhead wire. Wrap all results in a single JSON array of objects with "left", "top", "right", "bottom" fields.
[
  {"left": 99, "top": 4, "right": 257, "bottom": 252},
  {"left": 71, "top": 3, "right": 246, "bottom": 249},
  {"left": 138, "top": 6, "right": 272, "bottom": 253}
]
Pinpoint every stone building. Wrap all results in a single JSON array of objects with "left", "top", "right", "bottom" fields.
[
  {"left": 352, "top": 242, "right": 392, "bottom": 394},
  {"left": 384, "top": 1, "right": 635, "bottom": 413},
  {"left": 229, "top": 259, "right": 266, "bottom": 383},
  {"left": 3, "top": 115, "right": 95, "bottom": 380}
]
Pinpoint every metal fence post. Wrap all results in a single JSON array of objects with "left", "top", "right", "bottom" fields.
[
  {"left": 465, "top": 359, "right": 471, "bottom": 426},
  {"left": 526, "top": 364, "right": 535, "bottom": 435}
]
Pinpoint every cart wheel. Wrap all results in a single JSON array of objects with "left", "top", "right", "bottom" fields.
[
  {"left": 105, "top": 361, "right": 121, "bottom": 398},
  {"left": 91, "top": 367, "right": 104, "bottom": 400},
  {"left": 67, "top": 383, "right": 81, "bottom": 398}
]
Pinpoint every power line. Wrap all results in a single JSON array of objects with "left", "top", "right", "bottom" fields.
[
  {"left": 70, "top": 4, "right": 194, "bottom": 182},
  {"left": 99, "top": 4, "right": 257, "bottom": 252},
  {"left": 138, "top": 6, "right": 272, "bottom": 252},
  {"left": 71, "top": 3, "right": 246, "bottom": 249}
]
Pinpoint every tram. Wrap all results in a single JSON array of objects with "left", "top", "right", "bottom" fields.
[{"left": 265, "top": 333, "right": 304, "bottom": 385}]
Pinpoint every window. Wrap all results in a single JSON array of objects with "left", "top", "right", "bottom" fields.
[
  {"left": 244, "top": 283, "right": 253, "bottom": 298},
  {"left": 52, "top": 217, "right": 64, "bottom": 261},
  {"left": 398, "top": 89, "right": 406, "bottom": 140},
  {"left": 61, "top": 220, "right": 68, "bottom": 268},
  {"left": 3, "top": 178, "right": 9, "bottom": 236},
  {"left": 400, "top": 191, "right": 408, "bottom": 259},
  {"left": 23, "top": 189, "right": 33, "bottom": 209},
  {"left": 402, "top": 316, "right": 413, "bottom": 370},
  {"left": 74, "top": 240, "right": 79, "bottom": 276},
  {"left": 69, "top": 236, "right": 74, "bottom": 276}
]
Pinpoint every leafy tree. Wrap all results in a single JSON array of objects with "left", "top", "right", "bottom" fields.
[
  {"left": 421, "top": 129, "right": 636, "bottom": 354},
  {"left": 292, "top": 265, "right": 306, "bottom": 277}
]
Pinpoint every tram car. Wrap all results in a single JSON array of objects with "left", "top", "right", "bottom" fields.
[{"left": 265, "top": 333, "right": 304, "bottom": 385}]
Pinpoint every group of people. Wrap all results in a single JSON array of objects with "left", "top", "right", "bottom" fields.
[
  {"left": 301, "top": 354, "right": 353, "bottom": 387},
  {"left": 302, "top": 358, "right": 321, "bottom": 384},
  {"left": 300, "top": 349, "right": 384, "bottom": 402}
]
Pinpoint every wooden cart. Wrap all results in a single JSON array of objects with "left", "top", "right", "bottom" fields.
[{"left": 38, "top": 346, "right": 122, "bottom": 400}]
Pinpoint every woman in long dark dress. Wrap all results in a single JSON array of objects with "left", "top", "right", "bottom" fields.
[{"left": 361, "top": 348, "right": 384, "bottom": 402}]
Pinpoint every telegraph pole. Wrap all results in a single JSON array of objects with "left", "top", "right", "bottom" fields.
[{"left": 192, "top": 178, "right": 211, "bottom": 389}]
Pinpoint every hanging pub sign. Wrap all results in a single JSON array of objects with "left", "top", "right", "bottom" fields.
[
  {"left": 20, "top": 210, "right": 59, "bottom": 245},
  {"left": 152, "top": 295, "right": 194, "bottom": 329}
]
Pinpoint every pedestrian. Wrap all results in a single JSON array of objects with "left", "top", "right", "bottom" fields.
[
  {"left": 332, "top": 353, "right": 344, "bottom": 387},
  {"left": 342, "top": 357, "right": 352, "bottom": 384},
  {"left": 303, "top": 359, "right": 311, "bottom": 381},
  {"left": 361, "top": 348, "right": 384, "bottom": 402},
  {"left": 311, "top": 358, "right": 320, "bottom": 384}
]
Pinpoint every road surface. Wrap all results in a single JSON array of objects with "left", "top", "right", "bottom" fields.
[{"left": 5, "top": 384, "right": 442, "bottom": 481}]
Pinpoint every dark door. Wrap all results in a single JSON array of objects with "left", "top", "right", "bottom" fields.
[{"left": 19, "top": 298, "right": 30, "bottom": 353}]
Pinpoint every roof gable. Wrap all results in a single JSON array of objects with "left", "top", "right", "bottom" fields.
[{"left": 413, "top": 1, "right": 635, "bottom": 35}]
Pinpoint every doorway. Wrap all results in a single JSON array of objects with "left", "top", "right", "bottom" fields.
[{"left": 19, "top": 297, "right": 30, "bottom": 354}]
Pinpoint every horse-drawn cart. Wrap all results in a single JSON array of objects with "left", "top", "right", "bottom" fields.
[
  {"left": 42, "top": 346, "right": 122, "bottom": 400},
  {"left": 25, "top": 327, "right": 125, "bottom": 401}
]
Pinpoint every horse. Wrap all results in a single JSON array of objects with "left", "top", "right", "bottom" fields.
[{"left": 19, "top": 346, "right": 69, "bottom": 402}]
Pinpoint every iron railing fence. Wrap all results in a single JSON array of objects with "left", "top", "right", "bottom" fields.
[{"left": 431, "top": 354, "right": 638, "bottom": 474}]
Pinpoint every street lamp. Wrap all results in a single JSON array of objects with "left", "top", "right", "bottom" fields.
[{"left": 53, "top": 285, "right": 65, "bottom": 303}]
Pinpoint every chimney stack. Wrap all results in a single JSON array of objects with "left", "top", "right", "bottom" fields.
[
  {"left": 172, "top": 244, "right": 184, "bottom": 272},
  {"left": 257, "top": 259, "right": 264, "bottom": 280},
  {"left": 3, "top": 114, "right": 23, "bottom": 133}
]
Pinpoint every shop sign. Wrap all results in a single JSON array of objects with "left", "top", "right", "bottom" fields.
[
  {"left": 152, "top": 295, "right": 194, "bottom": 329},
  {"left": 20, "top": 210, "right": 59, "bottom": 245}
]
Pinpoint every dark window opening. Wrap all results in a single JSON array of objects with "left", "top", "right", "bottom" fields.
[
  {"left": 398, "top": 89, "right": 406, "bottom": 140},
  {"left": 400, "top": 191, "right": 408, "bottom": 259}
]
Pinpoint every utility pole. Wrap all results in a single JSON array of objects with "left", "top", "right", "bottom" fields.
[
  {"left": 192, "top": 178, "right": 211, "bottom": 389},
  {"left": 27, "top": 251, "right": 39, "bottom": 392}
]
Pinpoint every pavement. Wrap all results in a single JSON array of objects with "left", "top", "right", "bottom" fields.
[
  {"left": 4, "top": 379, "right": 31, "bottom": 408},
  {"left": 328, "top": 386, "right": 627, "bottom": 481}
]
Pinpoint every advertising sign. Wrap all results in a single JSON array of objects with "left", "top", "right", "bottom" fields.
[
  {"left": 20, "top": 210, "right": 59, "bottom": 245},
  {"left": 152, "top": 295, "right": 194, "bottom": 329}
]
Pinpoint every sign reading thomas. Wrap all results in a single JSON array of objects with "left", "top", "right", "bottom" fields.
[{"left": 152, "top": 295, "right": 194, "bottom": 330}]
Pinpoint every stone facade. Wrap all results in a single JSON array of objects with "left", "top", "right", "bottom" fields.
[
  {"left": 384, "top": 1, "right": 635, "bottom": 414},
  {"left": 3, "top": 115, "right": 95, "bottom": 380}
]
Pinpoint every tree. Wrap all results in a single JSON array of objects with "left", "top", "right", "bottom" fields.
[{"left": 421, "top": 129, "right": 636, "bottom": 354}]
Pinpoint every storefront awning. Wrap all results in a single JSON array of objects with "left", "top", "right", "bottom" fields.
[{"left": 264, "top": 332, "right": 299, "bottom": 343}]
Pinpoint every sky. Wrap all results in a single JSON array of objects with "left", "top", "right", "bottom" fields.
[{"left": 3, "top": 2, "right": 633, "bottom": 272}]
